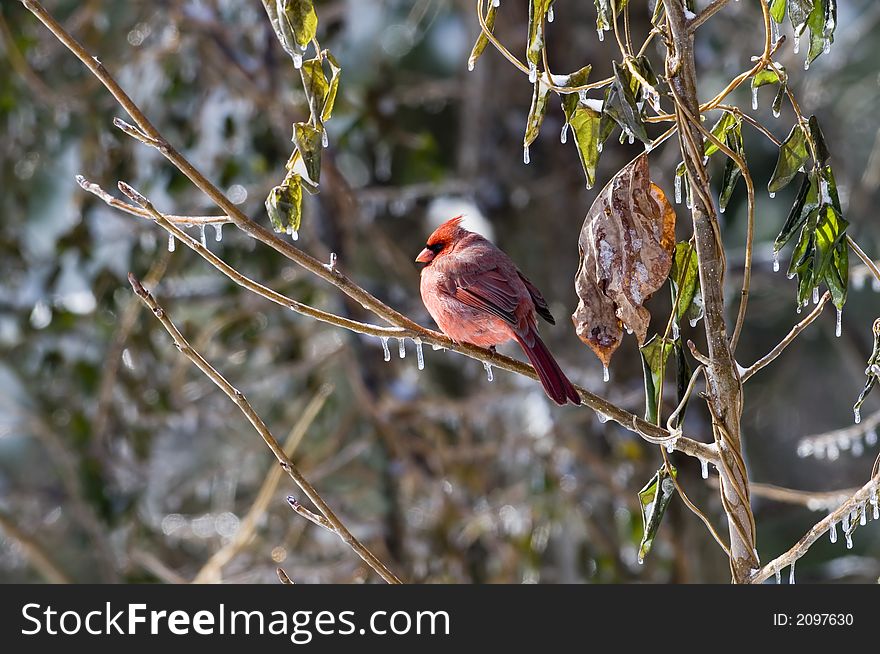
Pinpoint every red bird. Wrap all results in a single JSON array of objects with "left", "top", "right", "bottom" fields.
[{"left": 416, "top": 217, "right": 581, "bottom": 406}]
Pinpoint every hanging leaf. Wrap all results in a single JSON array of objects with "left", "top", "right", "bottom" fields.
[
  {"left": 468, "top": 1, "right": 497, "bottom": 71},
  {"left": 602, "top": 62, "right": 649, "bottom": 144},
  {"left": 718, "top": 120, "right": 745, "bottom": 212},
  {"left": 568, "top": 104, "right": 602, "bottom": 189},
  {"left": 752, "top": 68, "right": 781, "bottom": 89},
  {"left": 674, "top": 339, "right": 692, "bottom": 428},
  {"left": 524, "top": 79, "right": 552, "bottom": 150},
  {"left": 263, "top": 0, "right": 318, "bottom": 58},
  {"left": 640, "top": 335, "right": 675, "bottom": 425},
  {"left": 853, "top": 319, "right": 880, "bottom": 423},
  {"left": 559, "top": 65, "right": 593, "bottom": 118},
  {"left": 291, "top": 122, "right": 323, "bottom": 187},
  {"left": 321, "top": 51, "right": 342, "bottom": 122},
  {"left": 670, "top": 242, "right": 699, "bottom": 323},
  {"left": 637, "top": 466, "right": 677, "bottom": 565},
  {"left": 788, "top": 0, "right": 814, "bottom": 35},
  {"left": 300, "top": 57, "right": 330, "bottom": 125},
  {"left": 769, "top": 124, "right": 809, "bottom": 193},
  {"left": 769, "top": 0, "right": 786, "bottom": 23},
  {"left": 703, "top": 112, "right": 737, "bottom": 158},
  {"left": 774, "top": 173, "right": 814, "bottom": 250},
  {"left": 808, "top": 115, "right": 830, "bottom": 166},
  {"left": 265, "top": 174, "right": 303, "bottom": 234},
  {"left": 526, "top": 0, "right": 553, "bottom": 70},
  {"left": 572, "top": 154, "right": 676, "bottom": 368}
]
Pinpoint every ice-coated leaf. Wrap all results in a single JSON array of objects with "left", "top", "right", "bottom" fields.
[
  {"left": 769, "top": 0, "right": 786, "bottom": 23},
  {"left": 854, "top": 319, "right": 880, "bottom": 421},
  {"left": 602, "top": 62, "right": 649, "bottom": 144},
  {"left": 321, "top": 51, "right": 342, "bottom": 122},
  {"left": 670, "top": 242, "right": 699, "bottom": 323},
  {"left": 640, "top": 335, "right": 674, "bottom": 425},
  {"left": 788, "top": 0, "right": 814, "bottom": 35},
  {"left": 718, "top": 120, "right": 744, "bottom": 212},
  {"left": 468, "top": 2, "right": 497, "bottom": 71},
  {"left": 774, "top": 173, "right": 814, "bottom": 250},
  {"left": 752, "top": 68, "right": 781, "bottom": 89},
  {"left": 568, "top": 104, "right": 602, "bottom": 189},
  {"left": 291, "top": 122, "right": 322, "bottom": 187},
  {"left": 526, "top": 0, "right": 553, "bottom": 69},
  {"left": 265, "top": 175, "right": 303, "bottom": 234},
  {"left": 637, "top": 465, "right": 677, "bottom": 564},
  {"left": 524, "top": 79, "right": 551, "bottom": 149},
  {"left": 808, "top": 115, "right": 830, "bottom": 166},
  {"left": 300, "top": 57, "right": 330, "bottom": 124},
  {"left": 703, "top": 112, "right": 737, "bottom": 158},
  {"left": 769, "top": 124, "right": 809, "bottom": 193},
  {"left": 572, "top": 154, "right": 676, "bottom": 367},
  {"left": 559, "top": 65, "right": 593, "bottom": 118},
  {"left": 281, "top": 0, "right": 318, "bottom": 50}
]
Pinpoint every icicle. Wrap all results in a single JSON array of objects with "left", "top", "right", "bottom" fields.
[
  {"left": 852, "top": 440, "right": 864, "bottom": 456},
  {"left": 771, "top": 18, "right": 780, "bottom": 45},
  {"left": 293, "top": 53, "right": 303, "bottom": 69},
  {"left": 860, "top": 503, "right": 867, "bottom": 526},
  {"left": 214, "top": 223, "right": 223, "bottom": 241},
  {"left": 793, "top": 33, "right": 800, "bottom": 54},
  {"left": 528, "top": 62, "right": 537, "bottom": 83},
  {"left": 666, "top": 441, "right": 675, "bottom": 453},
  {"left": 560, "top": 123, "right": 569, "bottom": 144},
  {"left": 689, "top": 316, "right": 700, "bottom": 328},
  {"left": 719, "top": 205, "right": 726, "bottom": 214},
  {"left": 873, "top": 277, "right": 880, "bottom": 292},
  {"left": 597, "top": 28, "right": 605, "bottom": 42},
  {"left": 431, "top": 343, "right": 444, "bottom": 351},
  {"left": 866, "top": 429, "right": 878, "bottom": 446},
  {"left": 789, "top": 560, "right": 796, "bottom": 584},
  {"left": 483, "top": 361, "right": 494, "bottom": 382},
  {"left": 700, "top": 459, "right": 709, "bottom": 479},
  {"left": 286, "top": 224, "right": 299, "bottom": 241},
  {"left": 769, "top": 191, "right": 776, "bottom": 199},
  {"left": 796, "top": 304, "right": 802, "bottom": 315},
  {"left": 547, "top": 6, "right": 554, "bottom": 22},
  {"left": 168, "top": 234, "right": 176, "bottom": 252},
  {"left": 325, "top": 252, "right": 337, "bottom": 271},
  {"left": 871, "top": 487, "right": 879, "bottom": 520},
  {"left": 398, "top": 337, "right": 406, "bottom": 358},
  {"left": 467, "top": 60, "right": 475, "bottom": 72},
  {"left": 845, "top": 530, "right": 853, "bottom": 549},
  {"left": 672, "top": 321, "right": 680, "bottom": 340},
  {"left": 674, "top": 174, "right": 682, "bottom": 204},
  {"left": 772, "top": 106, "right": 781, "bottom": 119},
  {"left": 751, "top": 86, "right": 758, "bottom": 111},
  {"left": 523, "top": 145, "right": 531, "bottom": 165},
  {"left": 322, "top": 129, "right": 329, "bottom": 148},
  {"left": 812, "top": 286, "right": 819, "bottom": 305},
  {"left": 835, "top": 308, "right": 842, "bottom": 337},
  {"left": 772, "top": 250, "right": 780, "bottom": 272},
  {"left": 414, "top": 338, "right": 424, "bottom": 370},
  {"left": 842, "top": 511, "right": 850, "bottom": 533},
  {"left": 823, "top": 39, "right": 830, "bottom": 54},
  {"left": 804, "top": 58, "right": 810, "bottom": 71},
  {"left": 627, "top": 131, "right": 634, "bottom": 145},
  {"left": 380, "top": 337, "right": 391, "bottom": 362},
  {"left": 596, "top": 412, "right": 609, "bottom": 424},
  {"left": 829, "top": 521, "right": 837, "bottom": 543},
  {"left": 774, "top": 565, "right": 781, "bottom": 584},
  {"left": 199, "top": 224, "right": 207, "bottom": 248},
  {"left": 602, "top": 365, "right": 609, "bottom": 383},
  {"left": 492, "top": 0, "right": 499, "bottom": 6}
]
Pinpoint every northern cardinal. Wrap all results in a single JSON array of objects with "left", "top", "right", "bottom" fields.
[{"left": 416, "top": 216, "right": 581, "bottom": 405}]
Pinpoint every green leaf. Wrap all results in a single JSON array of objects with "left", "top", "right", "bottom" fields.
[
  {"left": 559, "top": 65, "right": 593, "bottom": 118},
  {"left": 321, "top": 51, "right": 342, "bottom": 123},
  {"left": 468, "top": 2, "right": 497, "bottom": 71},
  {"left": 602, "top": 62, "right": 649, "bottom": 144},
  {"left": 769, "top": 124, "right": 809, "bottom": 193},
  {"left": 640, "top": 335, "right": 675, "bottom": 425},
  {"left": 670, "top": 242, "right": 699, "bottom": 323},
  {"left": 281, "top": 0, "right": 318, "bottom": 50},
  {"left": 568, "top": 103, "right": 602, "bottom": 189},
  {"left": 719, "top": 120, "right": 744, "bottom": 212},
  {"left": 789, "top": 0, "right": 814, "bottom": 34},
  {"left": 769, "top": 0, "right": 786, "bottom": 23},
  {"left": 524, "top": 79, "right": 552, "bottom": 149},
  {"left": 291, "top": 122, "right": 323, "bottom": 187},
  {"left": 824, "top": 236, "right": 848, "bottom": 309},
  {"left": 674, "top": 339, "right": 692, "bottom": 428},
  {"left": 772, "top": 83, "right": 786, "bottom": 118},
  {"left": 854, "top": 322, "right": 880, "bottom": 422},
  {"left": 807, "top": 115, "right": 830, "bottom": 166},
  {"left": 265, "top": 175, "right": 303, "bottom": 235},
  {"left": 703, "top": 112, "right": 737, "bottom": 158},
  {"left": 774, "top": 173, "right": 814, "bottom": 250},
  {"left": 594, "top": 0, "right": 613, "bottom": 33},
  {"left": 752, "top": 68, "right": 781, "bottom": 89},
  {"left": 527, "top": 0, "right": 553, "bottom": 69},
  {"left": 637, "top": 466, "right": 677, "bottom": 565},
  {"left": 300, "top": 57, "right": 330, "bottom": 125}
]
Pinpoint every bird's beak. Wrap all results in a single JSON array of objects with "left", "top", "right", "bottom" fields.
[{"left": 415, "top": 248, "right": 435, "bottom": 264}]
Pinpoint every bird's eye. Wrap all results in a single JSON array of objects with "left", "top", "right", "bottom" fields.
[{"left": 427, "top": 243, "right": 444, "bottom": 254}]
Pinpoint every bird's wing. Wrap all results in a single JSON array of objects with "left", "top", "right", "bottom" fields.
[
  {"left": 518, "top": 271, "right": 555, "bottom": 325},
  {"left": 438, "top": 259, "right": 523, "bottom": 326}
]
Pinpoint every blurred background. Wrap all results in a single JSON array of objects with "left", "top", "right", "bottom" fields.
[{"left": 1, "top": 0, "right": 879, "bottom": 583}]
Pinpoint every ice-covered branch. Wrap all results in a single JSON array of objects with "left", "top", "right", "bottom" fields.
[
  {"left": 797, "top": 409, "right": 880, "bottom": 461},
  {"left": 127, "top": 273, "right": 402, "bottom": 584}
]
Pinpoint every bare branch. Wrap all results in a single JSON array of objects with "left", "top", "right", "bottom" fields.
[
  {"left": 797, "top": 408, "right": 880, "bottom": 460},
  {"left": 687, "top": 0, "right": 734, "bottom": 33},
  {"left": 126, "top": 273, "right": 402, "bottom": 584},
  {"left": 740, "top": 291, "right": 831, "bottom": 383},
  {"left": 0, "top": 513, "right": 71, "bottom": 584}
]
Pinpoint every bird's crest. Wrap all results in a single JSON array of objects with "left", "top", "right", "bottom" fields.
[{"left": 426, "top": 215, "right": 466, "bottom": 248}]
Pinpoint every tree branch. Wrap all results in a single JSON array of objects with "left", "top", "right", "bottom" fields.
[
  {"left": 127, "top": 273, "right": 402, "bottom": 584},
  {"left": 0, "top": 513, "right": 71, "bottom": 584}
]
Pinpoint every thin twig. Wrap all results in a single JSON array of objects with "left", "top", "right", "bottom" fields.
[
  {"left": 740, "top": 291, "right": 831, "bottom": 382},
  {"left": 749, "top": 471, "right": 880, "bottom": 584},
  {"left": 847, "top": 235, "right": 880, "bottom": 283},
  {"left": 0, "top": 513, "right": 71, "bottom": 584},
  {"left": 687, "top": 0, "right": 734, "bottom": 33},
  {"left": 707, "top": 478, "right": 859, "bottom": 509},
  {"left": 797, "top": 408, "right": 880, "bottom": 460},
  {"left": 127, "top": 273, "right": 402, "bottom": 584},
  {"left": 192, "top": 386, "right": 333, "bottom": 583}
]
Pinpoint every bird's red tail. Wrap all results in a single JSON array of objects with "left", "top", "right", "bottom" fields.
[{"left": 514, "top": 332, "right": 581, "bottom": 406}]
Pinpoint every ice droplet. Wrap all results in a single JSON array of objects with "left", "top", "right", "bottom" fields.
[
  {"left": 845, "top": 530, "right": 853, "bottom": 549},
  {"left": 523, "top": 145, "right": 530, "bottom": 165},
  {"left": 467, "top": 60, "right": 475, "bottom": 72},
  {"left": 751, "top": 86, "right": 758, "bottom": 111},
  {"left": 199, "top": 224, "right": 207, "bottom": 248},
  {"left": 560, "top": 123, "right": 569, "bottom": 144},
  {"left": 829, "top": 521, "right": 837, "bottom": 543},
  {"left": 293, "top": 53, "right": 303, "bottom": 69},
  {"left": 325, "top": 252, "right": 337, "bottom": 271},
  {"left": 398, "top": 338, "right": 406, "bottom": 358},
  {"left": 793, "top": 33, "right": 800, "bottom": 54},
  {"left": 812, "top": 286, "right": 819, "bottom": 305},
  {"left": 597, "top": 28, "right": 605, "bottom": 42},
  {"left": 835, "top": 308, "right": 842, "bottom": 338},
  {"left": 597, "top": 141, "right": 603, "bottom": 153},
  {"left": 168, "top": 234, "right": 176, "bottom": 252},
  {"left": 774, "top": 566, "right": 781, "bottom": 584},
  {"left": 414, "top": 338, "right": 424, "bottom": 370},
  {"left": 381, "top": 337, "right": 391, "bottom": 362},
  {"left": 322, "top": 129, "right": 329, "bottom": 148},
  {"left": 700, "top": 459, "right": 709, "bottom": 479},
  {"left": 483, "top": 361, "right": 494, "bottom": 382},
  {"left": 214, "top": 224, "right": 223, "bottom": 241},
  {"left": 596, "top": 412, "right": 609, "bottom": 424},
  {"left": 492, "top": 0, "right": 499, "bottom": 6},
  {"left": 628, "top": 131, "right": 634, "bottom": 145},
  {"left": 860, "top": 504, "right": 867, "bottom": 526},
  {"left": 772, "top": 106, "right": 781, "bottom": 119},
  {"left": 804, "top": 58, "right": 810, "bottom": 71},
  {"left": 772, "top": 250, "right": 780, "bottom": 272},
  {"left": 528, "top": 62, "right": 537, "bottom": 83},
  {"left": 823, "top": 39, "right": 831, "bottom": 54},
  {"left": 769, "top": 191, "right": 776, "bottom": 199},
  {"left": 674, "top": 174, "right": 682, "bottom": 204},
  {"left": 602, "top": 365, "right": 609, "bottom": 383},
  {"left": 789, "top": 561, "right": 796, "bottom": 584},
  {"left": 547, "top": 6, "right": 554, "bottom": 22},
  {"left": 866, "top": 429, "right": 878, "bottom": 446}
]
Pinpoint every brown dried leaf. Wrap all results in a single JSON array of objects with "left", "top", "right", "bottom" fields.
[{"left": 571, "top": 153, "right": 676, "bottom": 368}]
